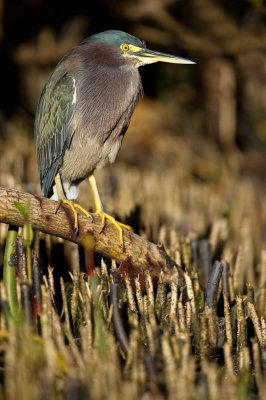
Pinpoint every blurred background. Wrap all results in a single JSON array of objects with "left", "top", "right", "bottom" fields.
[
  {"left": 1, "top": 3, "right": 266, "bottom": 395},
  {"left": 0, "top": 0, "right": 266, "bottom": 241}
]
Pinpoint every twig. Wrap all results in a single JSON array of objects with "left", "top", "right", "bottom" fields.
[
  {"left": 110, "top": 278, "right": 129, "bottom": 355},
  {"left": 205, "top": 260, "right": 223, "bottom": 347}
]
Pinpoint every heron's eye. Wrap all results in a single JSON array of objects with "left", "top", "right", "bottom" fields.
[{"left": 121, "top": 44, "right": 130, "bottom": 53}]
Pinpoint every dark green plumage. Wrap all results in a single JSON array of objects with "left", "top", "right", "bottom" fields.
[
  {"left": 35, "top": 73, "right": 76, "bottom": 197},
  {"left": 82, "top": 30, "right": 145, "bottom": 49}
]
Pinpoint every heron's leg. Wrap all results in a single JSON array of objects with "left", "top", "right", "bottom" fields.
[
  {"left": 88, "top": 175, "right": 103, "bottom": 212},
  {"left": 88, "top": 175, "right": 131, "bottom": 247},
  {"left": 55, "top": 174, "right": 92, "bottom": 231}
]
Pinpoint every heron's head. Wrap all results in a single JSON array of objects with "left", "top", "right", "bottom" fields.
[{"left": 83, "top": 30, "right": 195, "bottom": 68}]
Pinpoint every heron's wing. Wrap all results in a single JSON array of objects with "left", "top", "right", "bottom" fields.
[{"left": 34, "top": 73, "right": 76, "bottom": 197}]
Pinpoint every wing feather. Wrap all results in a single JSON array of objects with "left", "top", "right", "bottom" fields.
[{"left": 34, "top": 73, "right": 76, "bottom": 197}]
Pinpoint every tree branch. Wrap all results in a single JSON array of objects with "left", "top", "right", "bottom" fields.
[{"left": 0, "top": 187, "right": 184, "bottom": 286}]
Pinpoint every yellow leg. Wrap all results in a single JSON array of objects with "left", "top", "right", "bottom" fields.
[
  {"left": 55, "top": 174, "right": 92, "bottom": 231},
  {"left": 88, "top": 175, "right": 131, "bottom": 247},
  {"left": 88, "top": 174, "right": 103, "bottom": 212}
]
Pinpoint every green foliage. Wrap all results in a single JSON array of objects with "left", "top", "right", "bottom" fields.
[
  {"left": 3, "top": 226, "right": 20, "bottom": 322},
  {"left": 14, "top": 201, "right": 30, "bottom": 219}
]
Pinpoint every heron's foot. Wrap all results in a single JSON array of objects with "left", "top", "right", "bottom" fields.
[
  {"left": 56, "top": 200, "right": 93, "bottom": 231},
  {"left": 95, "top": 211, "right": 132, "bottom": 250}
]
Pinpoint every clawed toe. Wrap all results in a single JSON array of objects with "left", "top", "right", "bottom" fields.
[
  {"left": 95, "top": 211, "right": 131, "bottom": 250},
  {"left": 56, "top": 199, "right": 131, "bottom": 250},
  {"left": 56, "top": 200, "right": 93, "bottom": 232}
]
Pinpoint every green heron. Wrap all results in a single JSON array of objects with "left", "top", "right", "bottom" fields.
[{"left": 34, "top": 30, "right": 194, "bottom": 245}]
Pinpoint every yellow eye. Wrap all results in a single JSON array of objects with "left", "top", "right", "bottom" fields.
[{"left": 121, "top": 44, "right": 130, "bottom": 52}]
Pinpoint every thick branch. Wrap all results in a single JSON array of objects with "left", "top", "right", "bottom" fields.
[{"left": 0, "top": 187, "right": 184, "bottom": 286}]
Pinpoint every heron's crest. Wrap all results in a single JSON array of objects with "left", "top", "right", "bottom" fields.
[{"left": 81, "top": 30, "right": 146, "bottom": 49}]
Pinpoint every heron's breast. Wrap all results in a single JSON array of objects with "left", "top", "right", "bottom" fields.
[{"left": 60, "top": 64, "right": 142, "bottom": 183}]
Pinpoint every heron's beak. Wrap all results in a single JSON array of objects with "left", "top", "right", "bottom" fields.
[{"left": 136, "top": 48, "right": 195, "bottom": 65}]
